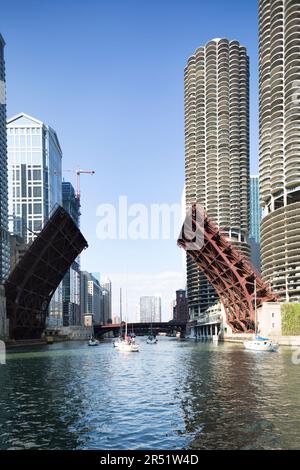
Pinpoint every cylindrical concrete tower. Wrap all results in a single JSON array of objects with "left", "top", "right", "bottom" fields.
[
  {"left": 184, "top": 38, "right": 250, "bottom": 320},
  {"left": 259, "top": 0, "right": 300, "bottom": 302}
]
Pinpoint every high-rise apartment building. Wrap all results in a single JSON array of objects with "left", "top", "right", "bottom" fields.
[
  {"left": 0, "top": 34, "right": 10, "bottom": 284},
  {"left": 7, "top": 113, "right": 63, "bottom": 323},
  {"left": 184, "top": 38, "right": 250, "bottom": 320},
  {"left": 62, "top": 182, "right": 80, "bottom": 326},
  {"left": 249, "top": 176, "right": 262, "bottom": 271},
  {"left": 259, "top": 0, "right": 300, "bottom": 302},
  {"left": 139, "top": 296, "right": 161, "bottom": 323}
]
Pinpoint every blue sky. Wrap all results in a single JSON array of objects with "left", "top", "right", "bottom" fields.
[{"left": 1, "top": 0, "right": 259, "bottom": 320}]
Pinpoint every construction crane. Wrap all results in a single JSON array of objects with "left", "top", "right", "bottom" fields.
[
  {"left": 75, "top": 169, "right": 96, "bottom": 199},
  {"left": 63, "top": 168, "right": 95, "bottom": 200}
]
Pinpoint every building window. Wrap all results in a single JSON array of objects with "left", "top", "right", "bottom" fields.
[
  {"left": 33, "top": 203, "right": 42, "bottom": 215},
  {"left": 33, "top": 169, "right": 41, "bottom": 180},
  {"left": 33, "top": 186, "right": 42, "bottom": 197},
  {"left": 33, "top": 220, "right": 42, "bottom": 231}
]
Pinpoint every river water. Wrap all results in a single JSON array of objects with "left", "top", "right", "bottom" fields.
[{"left": 0, "top": 338, "right": 299, "bottom": 450}]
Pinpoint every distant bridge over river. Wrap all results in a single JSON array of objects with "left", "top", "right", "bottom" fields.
[{"left": 94, "top": 321, "right": 187, "bottom": 338}]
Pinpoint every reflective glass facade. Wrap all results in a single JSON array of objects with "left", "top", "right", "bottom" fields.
[
  {"left": 250, "top": 176, "right": 262, "bottom": 244},
  {"left": 62, "top": 182, "right": 81, "bottom": 326},
  {"left": 7, "top": 113, "right": 63, "bottom": 323},
  {"left": 0, "top": 35, "right": 10, "bottom": 283},
  {"left": 249, "top": 176, "right": 262, "bottom": 272},
  {"left": 7, "top": 114, "right": 62, "bottom": 242},
  {"left": 140, "top": 296, "right": 161, "bottom": 323}
]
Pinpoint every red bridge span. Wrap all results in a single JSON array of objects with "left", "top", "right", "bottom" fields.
[{"left": 178, "top": 205, "right": 278, "bottom": 333}]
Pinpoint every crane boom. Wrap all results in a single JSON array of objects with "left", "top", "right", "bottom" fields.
[{"left": 76, "top": 169, "right": 95, "bottom": 198}]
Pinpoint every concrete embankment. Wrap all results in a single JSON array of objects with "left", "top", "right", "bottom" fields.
[
  {"left": 187, "top": 334, "right": 300, "bottom": 347},
  {"left": 6, "top": 339, "right": 48, "bottom": 348}
]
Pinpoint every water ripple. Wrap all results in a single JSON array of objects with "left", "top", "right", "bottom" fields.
[{"left": 0, "top": 339, "right": 299, "bottom": 449}]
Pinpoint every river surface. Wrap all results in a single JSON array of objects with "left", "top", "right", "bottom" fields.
[{"left": 0, "top": 338, "right": 299, "bottom": 450}]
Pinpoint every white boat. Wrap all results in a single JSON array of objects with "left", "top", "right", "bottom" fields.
[
  {"left": 116, "top": 338, "right": 139, "bottom": 352},
  {"left": 88, "top": 338, "right": 99, "bottom": 346},
  {"left": 243, "top": 280, "right": 278, "bottom": 352},
  {"left": 113, "top": 336, "right": 123, "bottom": 348},
  {"left": 244, "top": 336, "right": 278, "bottom": 352},
  {"left": 115, "top": 323, "right": 139, "bottom": 352}
]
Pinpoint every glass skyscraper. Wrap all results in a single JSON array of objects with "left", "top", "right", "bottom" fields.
[
  {"left": 250, "top": 176, "right": 262, "bottom": 243},
  {"left": 62, "top": 182, "right": 81, "bottom": 326},
  {"left": 7, "top": 113, "right": 62, "bottom": 242},
  {"left": 0, "top": 34, "right": 10, "bottom": 283},
  {"left": 139, "top": 296, "right": 161, "bottom": 323},
  {"left": 7, "top": 112, "right": 63, "bottom": 323},
  {"left": 249, "top": 176, "right": 262, "bottom": 272}
]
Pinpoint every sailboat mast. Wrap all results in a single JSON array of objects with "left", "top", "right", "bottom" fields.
[{"left": 120, "top": 287, "right": 122, "bottom": 323}]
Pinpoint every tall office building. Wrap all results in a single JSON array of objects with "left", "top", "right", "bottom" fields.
[
  {"left": 80, "top": 271, "right": 102, "bottom": 324},
  {"left": 259, "top": 0, "right": 300, "bottom": 302},
  {"left": 62, "top": 181, "right": 80, "bottom": 226},
  {"left": 249, "top": 176, "right": 262, "bottom": 271},
  {"left": 7, "top": 112, "right": 63, "bottom": 322},
  {"left": 7, "top": 113, "right": 62, "bottom": 241},
  {"left": 185, "top": 38, "right": 250, "bottom": 320},
  {"left": 62, "top": 182, "right": 80, "bottom": 326},
  {"left": 101, "top": 278, "right": 112, "bottom": 323},
  {"left": 90, "top": 272, "right": 112, "bottom": 323},
  {"left": 0, "top": 34, "right": 10, "bottom": 284},
  {"left": 139, "top": 296, "right": 161, "bottom": 323}
]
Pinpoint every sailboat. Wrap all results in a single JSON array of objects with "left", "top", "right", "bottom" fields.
[
  {"left": 113, "top": 287, "right": 139, "bottom": 352},
  {"left": 147, "top": 318, "right": 157, "bottom": 344},
  {"left": 243, "top": 280, "right": 278, "bottom": 352},
  {"left": 114, "top": 322, "right": 140, "bottom": 352},
  {"left": 113, "top": 287, "right": 124, "bottom": 348}
]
